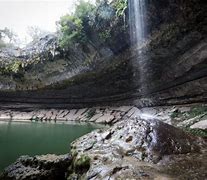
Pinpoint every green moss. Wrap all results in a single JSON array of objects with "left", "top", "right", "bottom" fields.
[
  {"left": 73, "top": 154, "right": 91, "bottom": 172},
  {"left": 184, "top": 128, "right": 207, "bottom": 138},
  {"left": 71, "top": 149, "right": 78, "bottom": 157},
  {"left": 31, "top": 117, "right": 40, "bottom": 122},
  {"left": 0, "top": 60, "right": 24, "bottom": 75},
  {"left": 170, "top": 106, "right": 207, "bottom": 120},
  {"left": 170, "top": 110, "right": 183, "bottom": 119},
  {"left": 187, "top": 106, "right": 207, "bottom": 119},
  {"left": 99, "top": 30, "right": 111, "bottom": 42},
  {"left": 86, "top": 108, "right": 96, "bottom": 119},
  {"left": 67, "top": 173, "right": 79, "bottom": 180}
]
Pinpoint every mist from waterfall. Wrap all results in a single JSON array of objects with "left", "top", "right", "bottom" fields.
[{"left": 129, "top": 0, "right": 147, "bottom": 93}]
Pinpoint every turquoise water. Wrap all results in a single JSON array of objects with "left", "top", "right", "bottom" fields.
[{"left": 0, "top": 121, "right": 97, "bottom": 172}]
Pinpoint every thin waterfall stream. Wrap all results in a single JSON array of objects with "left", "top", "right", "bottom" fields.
[{"left": 129, "top": 0, "right": 148, "bottom": 94}]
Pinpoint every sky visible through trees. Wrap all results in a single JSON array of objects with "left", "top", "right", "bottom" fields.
[{"left": 0, "top": 0, "right": 79, "bottom": 45}]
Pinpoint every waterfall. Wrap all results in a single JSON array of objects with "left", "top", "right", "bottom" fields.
[
  {"left": 129, "top": 0, "right": 146, "bottom": 46},
  {"left": 129, "top": 0, "right": 147, "bottom": 93}
]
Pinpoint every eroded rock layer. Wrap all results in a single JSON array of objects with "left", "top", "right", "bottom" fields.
[{"left": 0, "top": 0, "right": 206, "bottom": 108}]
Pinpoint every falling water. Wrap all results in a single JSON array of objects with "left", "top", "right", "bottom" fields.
[
  {"left": 129, "top": 0, "right": 146, "bottom": 46},
  {"left": 129, "top": 0, "right": 147, "bottom": 93}
]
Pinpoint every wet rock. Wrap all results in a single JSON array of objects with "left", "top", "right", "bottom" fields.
[
  {"left": 88, "top": 113, "right": 103, "bottom": 122},
  {"left": 159, "top": 151, "right": 207, "bottom": 180},
  {"left": 12, "top": 112, "right": 33, "bottom": 121},
  {"left": 95, "top": 113, "right": 114, "bottom": 124},
  {"left": 190, "top": 120, "right": 207, "bottom": 130},
  {"left": 65, "top": 110, "right": 77, "bottom": 121},
  {"left": 177, "top": 114, "right": 206, "bottom": 128},
  {"left": 112, "top": 106, "right": 132, "bottom": 113},
  {"left": 0, "top": 154, "right": 72, "bottom": 180},
  {"left": 70, "top": 118, "right": 203, "bottom": 179},
  {"left": 0, "top": 112, "right": 11, "bottom": 120},
  {"left": 125, "top": 107, "right": 141, "bottom": 118}
]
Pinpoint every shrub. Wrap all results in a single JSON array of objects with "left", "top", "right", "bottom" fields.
[
  {"left": 113, "top": 0, "right": 128, "bottom": 17},
  {"left": 170, "top": 110, "right": 183, "bottom": 119},
  {"left": 0, "top": 60, "right": 24, "bottom": 75},
  {"left": 58, "top": 15, "right": 84, "bottom": 48},
  {"left": 0, "top": 39, "right": 6, "bottom": 49},
  {"left": 74, "top": 0, "right": 95, "bottom": 19},
  {"left": 99, "top": 29, "right": 111, "bottom": 41},
  {"left": 58, "top": 0, "right": 95, "bottom": 49},
  {"left": 74, "top": 154, "right": 91, "bottom": 171}
]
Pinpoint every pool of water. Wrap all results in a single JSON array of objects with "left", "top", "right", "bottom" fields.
[{"left": 0, "top": 121, "right": 98, "bottom": 172}]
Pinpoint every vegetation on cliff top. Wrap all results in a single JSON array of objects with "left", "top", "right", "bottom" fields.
[
  {"left": 0, "top": 28, "right": 18, "bottom": 48},
  {"left": 58, "top": 0, "right": 128, "bottom": 49}
]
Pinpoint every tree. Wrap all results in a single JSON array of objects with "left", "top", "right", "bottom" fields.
[
  {"left": 74, "top": 0, "right": 96, "bottom": 19},
  {"left": 27, "top": 26, "right": 48, "bottom": 42},
  {"left": 58, "top": 0, "right": 96, "bottom": 49},
  {"left": 0, "top": 28, "right": 18, "bottom": 48},
  {"left": 0, "top": 39, "right": 6, "bottom": 49},
  {"left": 113, "top": 0, "right": 128, "bottom": 17},
  {"left": 58, "top": 15, "right": 84, "bottom": 48}
]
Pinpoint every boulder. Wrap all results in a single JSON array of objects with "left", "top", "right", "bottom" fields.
[
  {"left": 0, "top": 154, "right": 72, "bottom": 180},
  {"left": 70, "top": 118, "right": 204, "bottom": 179},
  {"left": 190, "top": 120, "right": 207, "bottom": 130}
]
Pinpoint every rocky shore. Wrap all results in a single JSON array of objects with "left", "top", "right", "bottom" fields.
[
  {"left": 70, "top": 118, "right": 206, "bottom": 179},
  {"left": 0, "top": 104, "right": 206, "bottom": 179},
  {"left": 0, "top": 0, "right": 206, "bottom": 179},
  {"left": 1, "top": 105, "right": 206, "bottom": 131},
  {"left": 0, "top": 154, "right": 72, "bottom": 180}
]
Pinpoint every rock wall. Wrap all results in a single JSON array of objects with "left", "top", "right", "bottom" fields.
[{"left": 0, "top": 0, "right": 206, "bottom": 108}]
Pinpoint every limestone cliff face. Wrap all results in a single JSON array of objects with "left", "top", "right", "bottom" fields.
[
  {"left": 132, "top": 0, "right": 207, "bottom": 106},
  {"left": 0, "top": 0, "right": 206, "bottom": 109}
]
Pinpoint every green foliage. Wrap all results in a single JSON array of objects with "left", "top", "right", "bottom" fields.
[
  {"left": 74, "top": 0, "right": 95, "bottom": 19},
  {"left": 0, "top": 60, "right": 24, "bottom": 75},
  {"left": 170, "top": 110, "right": 183, "bottom": 119},
  {"left": 58, "top": 0, "right": 128, "bottom": 50},
  {"left": 58, "top": 0, "right": 95, "bottom": 49},
  {"left": 170, "top": 106, "right": 207, "bottom": 119},
  {"left": 58, "top": 15, "right": 84, "bottom": 48},
  {"left": 187, "top": 106, "right": 207, "bottom": 119},
  {"left": 99, "top": 29, "right": 111, "bottom": 41},
  {"left": 74, "top": 154, "right": 91, "bottom": 171},
  {"left": 113, "top": 0, "right": 128, "bottom": 17},
  {"left": 8, "top": 61, "right": 22, "bottom": 73},
  {"left": 71, "top": 149, "right": 78, "bottom": 157},
  {"left": 184, "top": 128, "right": 207, "bottom": 138},
  {"left": 0, "top": 28, "right": 18, "bottom": 47}
]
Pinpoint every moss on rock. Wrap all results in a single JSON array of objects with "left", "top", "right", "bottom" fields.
[{"left": 73, "top": 154, "right": 91, "bottom": 172}]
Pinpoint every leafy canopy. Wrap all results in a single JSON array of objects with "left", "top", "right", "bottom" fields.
[
  {"left": 58, "top": 0, "right": 128, "bottom": 49},
  {"left": 58, "top": 0, "right": 96, "bottom": 49},
  {"left": 113, "top": 0, "right": 128, "bottom": 17}
]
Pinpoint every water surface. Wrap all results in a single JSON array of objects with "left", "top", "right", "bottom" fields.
[{"left": 0, "top": 121, "right": 98, "bottom": 172}]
